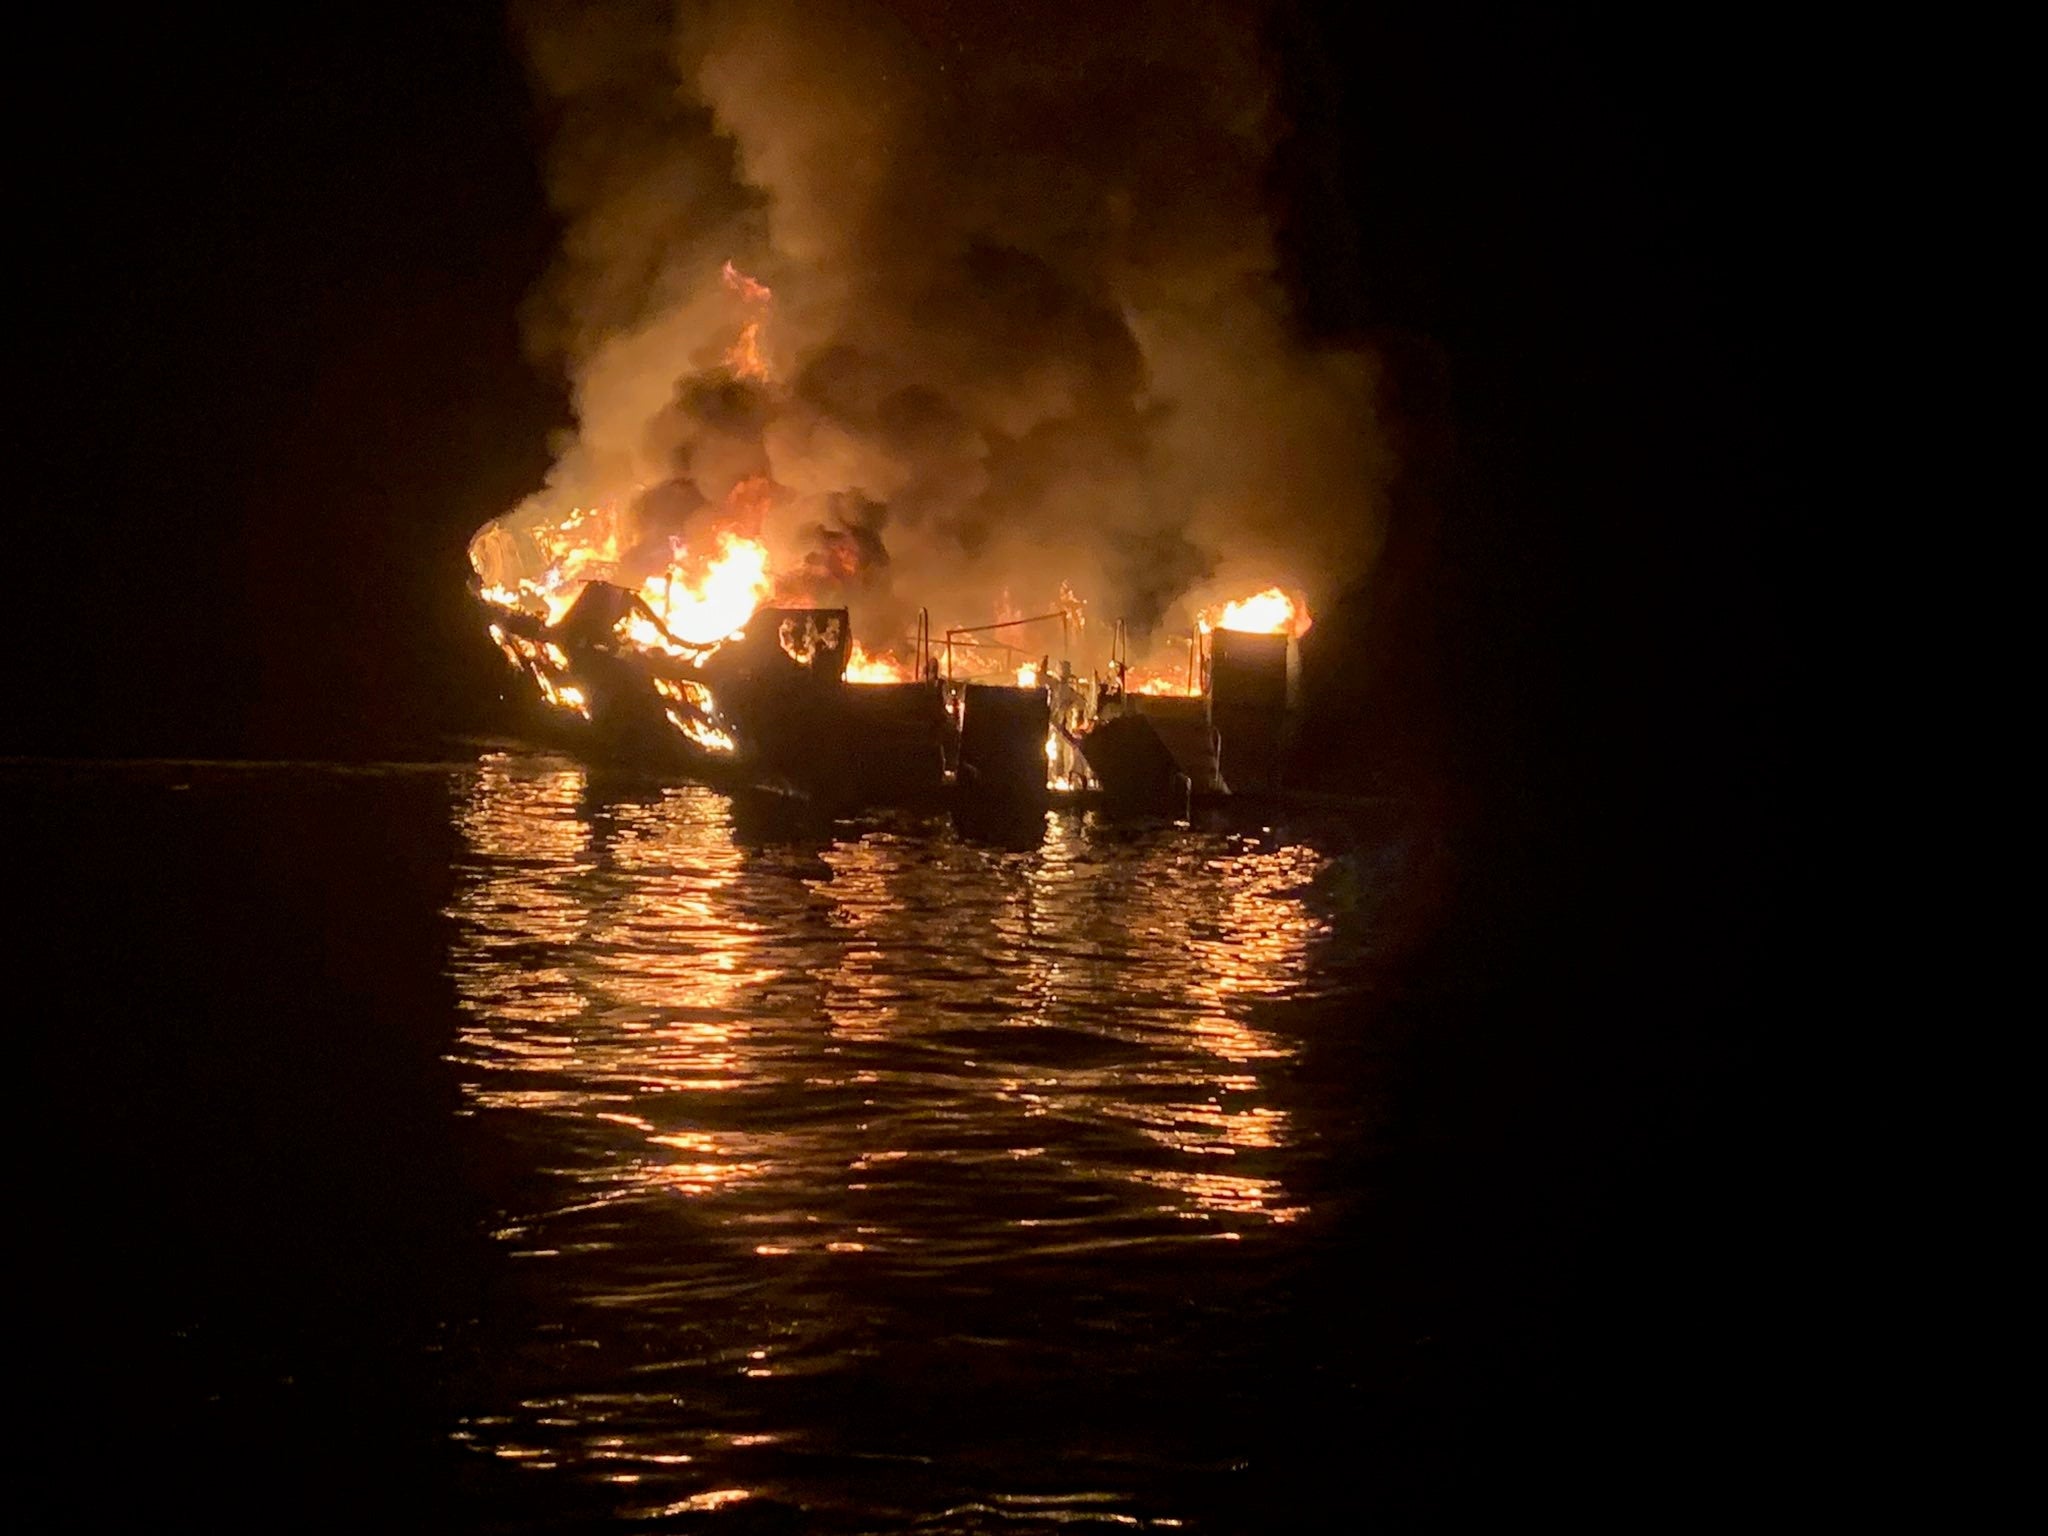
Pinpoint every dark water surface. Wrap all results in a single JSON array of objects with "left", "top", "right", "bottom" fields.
[{"left": 17, "top": 756, "right": 1455, "bottom": 1533}]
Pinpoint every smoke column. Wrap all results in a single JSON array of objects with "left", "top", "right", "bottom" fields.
[{"left": 506, "top": 0, "right": 1386, "bottom": 656}]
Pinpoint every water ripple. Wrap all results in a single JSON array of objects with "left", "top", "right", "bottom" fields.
[{"left": 443, "top": 753, "right": 1387, "bottom": 1528}]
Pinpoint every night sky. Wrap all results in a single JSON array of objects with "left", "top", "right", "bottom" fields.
[{"left": 16, "top": 4, "right": 1805, "bottom": 1525}]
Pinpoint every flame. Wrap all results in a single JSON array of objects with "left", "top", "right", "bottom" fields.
[
  {"left": 532, "top": 505, "right": 624, "bottom": 624},
  {"left": 1056, "top": 579, "right": 1087, "bottom": 633},
  {"left": 722, "top": 260, "right": 772, "bottom": 381},
  {"left": 534, "top": 673, "right": 590, "bottom": 719},
  {"left": 1198, "top": 587, "right": 1312, "bottom": 638},
  {"left": 1130, "top": 672, "right": 1198, "bottom": 696},
  {"left": 666, "top": 710, "right": 738, "bottom": 755},
  {"left": 727, "top": 323, "right": 766, "bottom": 382},
  {"left": 721, "top": 259, "right": 771, "bottom": 306},
  {"left": 1016, "top": 662, "right": 1040, "bottom": 687},
  {"left": 845, "top": 641, "right": 914, "bottom": 684},
  {"left": 618, "top": 610, "right": 697, "bottom": 659},
  {"left": 653, "top": 677, "right": 736, "bottom": 755},
  {"left": 653, "top": 676, "right": 715, "bottom": 713},
  {"left": 637, "top": 533, "right": 773, "bottom": 644},
  {"left": 473, "top": 500, "right": 771, "bottom": 658},
  {"left": 469, "top": 257, "right": 785, "bottom": 717},
  {"left": 472, "top": 502, "right": 627, "bottom": 626},
  {"left": 489, "top": 624, "right": 593, "bottom": 718}
]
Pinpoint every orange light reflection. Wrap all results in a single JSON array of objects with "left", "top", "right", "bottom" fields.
[{"left": 444, "top": 767, "right": 1338, "bottom": 1477}]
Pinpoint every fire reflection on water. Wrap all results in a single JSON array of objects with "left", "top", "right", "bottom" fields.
[{"left": 443, "top": 754, "right": 1344, "bottom": 1507}]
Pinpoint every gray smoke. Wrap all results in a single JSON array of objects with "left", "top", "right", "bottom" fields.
[{"left": 508, "top": 0, "right": 1386, "bottom": 659}]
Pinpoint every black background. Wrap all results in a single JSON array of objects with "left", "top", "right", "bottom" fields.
[{"left": 15, "top": 3, "right": 1808, "bottom": 1529}]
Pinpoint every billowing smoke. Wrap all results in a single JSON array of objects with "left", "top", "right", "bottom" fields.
[{"left": 504, "top": 0, "right": 1385, "bottom": 659}]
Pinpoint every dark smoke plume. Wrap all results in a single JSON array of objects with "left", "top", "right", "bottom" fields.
[{"left": 507, "top": 0, "right": 1386, "bottom": 656}]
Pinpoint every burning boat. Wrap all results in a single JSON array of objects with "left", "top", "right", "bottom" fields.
[
  {"left": 465, "top": 254, "right": 1315, "bottom": 814},
  {"left": 469, "top": 499, "right": 1309, "bottom": 820}
]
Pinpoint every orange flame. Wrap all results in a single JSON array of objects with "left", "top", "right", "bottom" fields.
[
  {"left": 530, "top": 505, "right": 626, "bottom": 624},
  {"left": 1129, "top": 672, "right": 1198, "bottom": 696},
  {"left": 471, "top": 260, "right": 786, "bottom": 678},
  {"left": 637, "top": 532, "right": 774, "bottom": 644},
  {"left": 667, "top": 710, "right": 738, "bottom": 755},
  {"left": 1056, "top": 579, "right": 1087, "bottom": 633},
  {"left": 487, "top": 623, "right": 591, "bottom": 717},
  {"left": 473, "top": 495, "right": 774, "bottom": 654},
  {"left": 1198, "top": 587, "right": 1312, "bottom": 638},
  {"left": 721, "top": 259, "right": 771, "bottom": 306},
  {"left": 722, "top": 261, "right": 772, "bottom": 381},
  {"left": 845, "top": 641, "right": 915, "bottom": 684},
  {"left": 727, "top": 322, "right": 766, "bottom": 381}
]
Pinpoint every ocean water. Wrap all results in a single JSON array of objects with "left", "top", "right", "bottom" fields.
[{"left": 16, "top": 754, "right": 1444, "bottom": 1533}]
